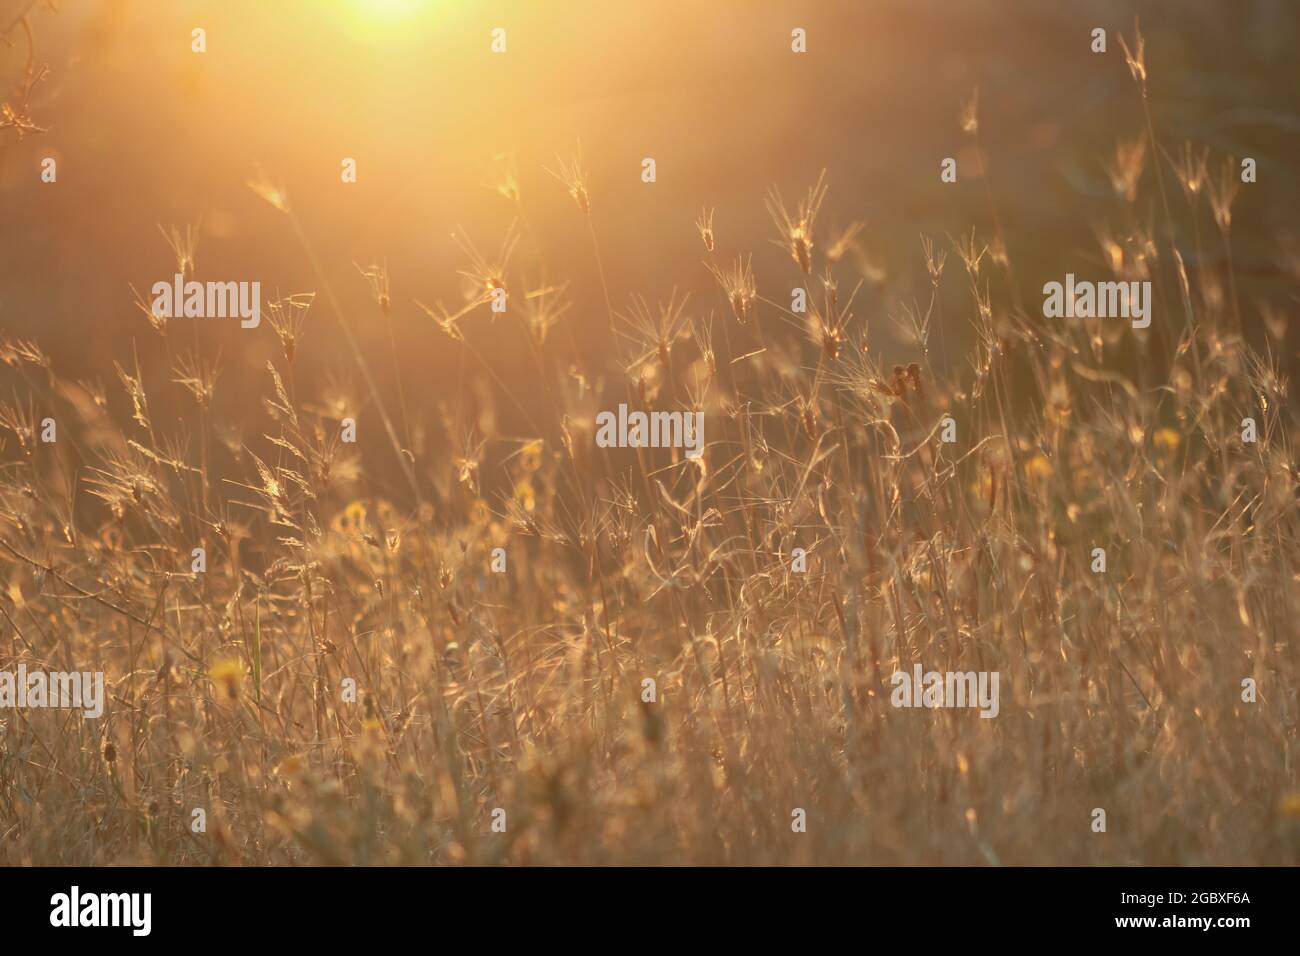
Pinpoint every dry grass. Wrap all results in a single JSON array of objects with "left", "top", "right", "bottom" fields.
[{"left": 1, "top": 15, "right": 1298, "bottom": 867}]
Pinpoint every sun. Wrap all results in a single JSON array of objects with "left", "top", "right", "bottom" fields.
[{"left": 355, "top": 0, "right": 424, "bottom": 20}]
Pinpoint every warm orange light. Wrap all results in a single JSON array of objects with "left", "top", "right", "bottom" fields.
[{"left": 354, "top": 0, "right": 425, "bottom": 21}]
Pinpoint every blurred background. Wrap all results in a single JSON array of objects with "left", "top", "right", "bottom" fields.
[{"left": 1, "top": 0, "right": 1297, "bottom": 439}]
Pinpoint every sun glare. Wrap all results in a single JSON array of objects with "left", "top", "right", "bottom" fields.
[{"left": 356, "top": 0, "right": 424, "bottom": 20}]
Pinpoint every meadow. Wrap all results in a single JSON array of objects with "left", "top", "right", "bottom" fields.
[{"left": 0, "top": 1, "right": 1297, "bottom": 866}]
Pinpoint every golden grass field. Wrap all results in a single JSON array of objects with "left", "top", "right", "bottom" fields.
[{"left": 1, "top": 1, "right": 1297, "bottom": 865}]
